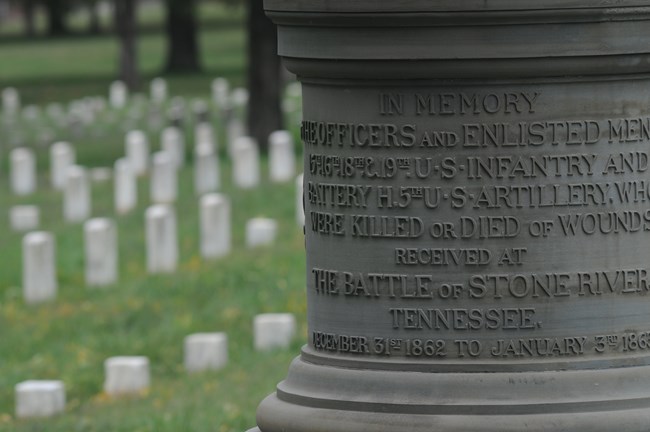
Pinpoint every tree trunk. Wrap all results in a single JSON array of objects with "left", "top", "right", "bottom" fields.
[
  {"left": 24, "top": 0, "right": 36, "bottom": 37},
  {"left": 246, "top": 0, "right": 283, "bottom": 153},
  {"left": 45, "top": 0, "right": 68, "bottom": 36},
  {"left": 114, "top": 0, "right": 139, "bottom": 90},
  {"left": 89, "top": 0, "right": 101, "bottom": 34},
  {"left": 164, "top": 0, "right": 200, "bottom": 73}
]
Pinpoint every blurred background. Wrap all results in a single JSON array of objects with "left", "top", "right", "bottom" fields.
[{"left": 0, "top": 1, "right": 306, "bottom": 431}]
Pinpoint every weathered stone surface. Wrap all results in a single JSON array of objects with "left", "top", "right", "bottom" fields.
[
  {"left": 246, "top": 218, "right": 277, "bottom": 248},
  {"left": 9, "top": 205, "right": 40, "bottom": 232},
  {"left": 184, "top": 333, "right": 228, "bottom": 372},
  {"left": 50, "top": 142, "right": 75, "bottom": 190},
  {"left": 22, "top": 232, "right": 57, "bottom": 304},
  {"left": 254, "top": 313, "right": 296, "bottom": 351},
  {"left": 194, "top": 142, "right": 220, "bottom": 196},
  {"left": 125, "top": 130, "right": 149, "bottom": 176},
  {"left": 268, "top": 130, "right": 295, "bottom": 182},
  {"left": 295, "top": 174, "right": 304, "bottom": 227},
  {"left": 63, "top": 165, "right": 91, "bottom": 223},
  {"left": 15, "top": 380, "right": 65, "bottom": 419},
  {"left": 150, "top": 152, "right": 177, "bottom": 204},
  {"left": 232, "top": 136, "right": 260, "bottom": 189},
  {"left": 161, "top": 127, "right": 185, "bottom": 168},
  {"left": 145, "top": 205, "right": 178, "bottom": 274},
  {"left": 109, "top": 81, "right": 128, "bottom": 109},
  {"left": 251, "top": 2, "right": 650, "bottom": 431},
  {"left": 103, "top": 356, "right": 150, "bottom": 396},
  {"left": 84, "top": 218, "right": 118, "bottom": 287},
  {"left": 10, "top": 147, "right": 36, "bottom": 196},
  {"left": 200, "top": 194, "right": 231, "bottom": 259},
  {"left": 114, "top": 158, "right": 137, "bottom": 214}
]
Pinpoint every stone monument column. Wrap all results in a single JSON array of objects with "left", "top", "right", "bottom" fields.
[{"left": 252, "top": 1, "right": 650, "bottom": 431}]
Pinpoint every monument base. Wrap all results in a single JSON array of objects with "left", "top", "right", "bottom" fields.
[{"left": 252, "top": 350, "right": 650, "bottom": 432}]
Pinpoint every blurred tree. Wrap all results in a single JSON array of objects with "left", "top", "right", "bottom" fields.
[
  {"left": 114, "top": 0, "right": 139, "bottom": 89},
  {"left": 246, "top": 0, "right": 283, "bottom": 152},
  {"left": 88, "top": 0, "right": 101, "bottom": 34},
  {"left": 45, "top": 0, "right": 69, "bottom": 36},
  {"left": 164, "top": 0, "right": 200, "bottom": 72},
  {"left": 23, "top": 0, "right": 36, "bottom": 37}
]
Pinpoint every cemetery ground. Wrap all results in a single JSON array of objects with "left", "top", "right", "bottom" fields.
[{"left": 0, "top": 158, "right": 306, "bottom": 431}]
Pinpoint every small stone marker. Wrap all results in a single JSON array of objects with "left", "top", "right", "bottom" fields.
[
  {"left": 232, "top": 136, "right": 260, "bottom": 189},
  {"left": 22, "top": 232, "right": 57, "bottom": 304},
  {"left": 200, "top": 194, "right": 231, "bottom": 259},
  {"left": 268, "top": 130, "right": 296, "bottom": 182},
  {"left": 246, "top": 218, "right": 277, "bottom": 248},
  {"left": 184, "top": 333, "right": 228, "bottom": 373},
  {"left": 10, "top": 147, "right": 36, "bottom": 195},
  {"left": 50, "top": 142, "right": 76, "bottom": 190},
  {"left": 114, "top": 158, "right": 137, "bottom": 214},
  {"left": 146, "top": 205, "right": 178, "bottom": 274},
  {"left": 103, "top": 356, "right": 150, "bottom": 396},
  {"left": 194, "top": 142, "right": 219, "bottom": 196},
  {"left": 226, "top": 117, "right": 246, "bottom": 156},
  {"left": 254, "top": 313, "right": 296, "bottom": 351},
  {"left": 109, "top": 81, "right": 128, "bottom": 109},
  {"left": 296, "top": 174, "right": 305, "bottom": 226},
  {"left": 195, "top": 122, "right": 216, "bottom": 152},
  {"left": 211, "top": 77, "right": 230, "bottom": 109},
  {"left": 63, "top": 165, "right": 91, "bottom": 223},
  {"left": 125, "top": 130, "right": 149, "bottom": 176},
  {"left": 161, "top": 126, "right": 185, "bottom": 168},
  {"left": 90, "top": 167, "right": 112, "bottom": 183},
  {"left": 150, "top": 77, "right": 168, "bottom": 104},
  {"left": 84, "top": 218, "right": 118, "bottom": 287},
  {"left": 15, "top": 380, "right": 65, "bottom": 419},
  {"left": 150, "top": 152, "right": 177, "bottom": 203},
  {"left": 10, "top": 205, "right": 40, "bottom": 232},
  {"left": 2, "top": 87, "right": 20, "bottom": 115}
]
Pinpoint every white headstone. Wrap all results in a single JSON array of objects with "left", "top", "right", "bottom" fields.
[
  {"left": 232, "top": 136, "right": 259, "bottom": 189},
  {"left": 226, "top": 117, "right": 246, "bottom": 156},
  {"left": 2, "top": 87, "right": 20, "bottom": 115},
  {"left": 22, "top": 232, "right": 57, "bottom": 304},
  {"left": 161, "top": 127, "right": 185, "bottom": 168},
  {"left": 63, "top": 165, "right": 91, "bottom": 223},
  {"left": 15, "top": 380, "right": 65, "bottom": 419},
  {"left": 50, "top": 142, "right": 76, "bottom": 190},
  {"left": 150, "top": 152, "right": 177, "bottom": 204},
  {"left": 296, "top": 174, "right": 305, "bottom": 226},
  {"left": 146, "top": 205, "right": 178, "bottom": 274},
  {"left": 84, "top": 218, "right": 118, "bottom": 287},
  {"left": 10, "top": 147, "right": 36, "bottom": 195},
  {"left": 90, "top": 167, "right": 112, "bottom": 183},
  {"left": 246, "top": 218, "right": 277, "bottom": 248},
  {"left": 10, "top": 205, "right": 40, "bottom": 232},
  {"left": 114, "top": 158, "right": 137, "bottom": 215},
  {"left": 150, "top": 77, "right": 168, "bottom": 104},
  {"left": 268, "top": 130, "right": 296, "bottom": 182},
  {"left": 103, "top": 356, "right": 150, "bottom": 396},
  {"left": 109, "top": 81, "right": 128, "bottom": 109},
  {"left": 194, "top": 142, "right": 219, "bottom": 196},
  {"left": 230, "top": 87, "right": 249, "bottom": 110},
  {"left": 211, "top": 78, "right": 230, "bottom": 108},
  {"left": 200, "top": 194, "right": 230, "bottom": 259},
  {"left": 195, "top": 122, "right": 216, "bottom": 153},
  {"left": 125, "top": 130, "right": 149, "bottom": 176},
  {"left": 253, "top": 313, "right": 296, "bottom": 351},
  {"left": 184, "top": 333, "right": 228, "bottom": 373}
]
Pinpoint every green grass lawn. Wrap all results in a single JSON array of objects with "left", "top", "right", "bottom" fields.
[
  {"left": 0, "top": 151, "right": 306, "bottom": 432},
  {"left": 0, "top": 3, "right": 246, "bottom": 105},
  {"left": 0, "top": 8, "right": 306, "bottom": 429}
]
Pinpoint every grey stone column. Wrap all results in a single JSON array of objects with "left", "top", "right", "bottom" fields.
[{"left": 252, "top": 2, "right": 650, "bottom": 431}]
